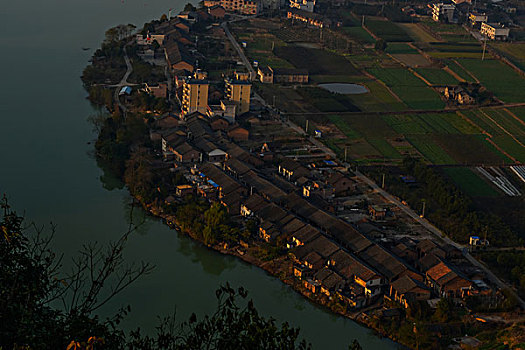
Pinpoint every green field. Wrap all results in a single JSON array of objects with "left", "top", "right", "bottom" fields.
[
  {"left": 433, "top": 134, "right": 506, "bottom": 164},
  {"left": 456, "top": 59, "right": 525, "bottom": 103},
  {"left": 367, "top": 138, "right": 402, "bottom": 159},
  {"left": 296, "top": 87, "right": 360, "bottom": 112},
  {"left": 385, "top": 43, "right": 417, "bottom": 54},
  {"left": 328, "top": 115, "right": 361, "bottom": 139},
  {"left": 415, "top": 68, "right": 459, "bottom": 85},
  {"left": 341, "top": 27, "right": 376, "bottom": 43},
  {"left": 407, "top": 135, "right": 456, "bottom": 164},
  {"left": 368, "top": 68, "right": 445, "bottom": 109},
  {"left": 442, "top": 168, "right": 499, "bottom": 197},
  {"left": 492, "top": 135, "right": 525, "bottom": 163},
  {"left": 274, "top": 46, "right": 361, "bottom": 76},
  {"left": 481, "top": 108, "right": 525, "bottom": 136},
  {"left": 445, "top": 60, "right": 477, "bottom": 82},
  {"left": 365, "top": 20, "right": 413, "bottom": 42},
  {"left": 346, "top": 80, "right": 406, "bottom": 112}
]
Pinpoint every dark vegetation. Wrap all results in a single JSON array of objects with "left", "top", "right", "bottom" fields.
[
  {"left": 296, "top": 87, "right": 360, "bottom": 113},
  {"left": 0, "top": 196, "right": 315, "bottom": 349},
  {"left": 366, "top": 158, "right": 522, "bottom": 247},
  {"left": 274, "top": 46, "right": 361, "bottom": 75}
]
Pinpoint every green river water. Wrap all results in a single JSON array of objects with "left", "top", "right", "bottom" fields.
[{"left": 0, "top": 1, "right": 396, "bottom": 348}]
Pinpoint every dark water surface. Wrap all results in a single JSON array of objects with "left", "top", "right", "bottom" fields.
[{"left": 0, "top": 1, "right": 396, "bottom": 348}]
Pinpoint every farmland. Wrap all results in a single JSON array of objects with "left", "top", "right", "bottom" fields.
[
  {"left": 232, "top": 17, "right": 524, "bottom": 168},
  {"left": 442, "top": 168, "right": 500, "bottom": 197},
  {"left": 414, "top": 68, "right": 459, "bottom": 85},
  {"left": 274, "top": 45, "right": 361, "bottom": 76},
  {"left": 365, "top": 19, "right": 413, "bottom": 42},
  {"left": 456, "top": 59, "right": 525, "bottom": 103}
]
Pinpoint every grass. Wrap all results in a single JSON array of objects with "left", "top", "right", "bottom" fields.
[
  {"left": 274, "top": 46, "right": 361, "bottom": 76},
  {"left": 407, "top": 135, "right": 456, "bottom": 164},
  {"left": 456, "top": 59, "right": 525, "bottom": 103},
  {"left": 367, "top": 68, "right": 426, "bottom": 87},
  {"left": 428, "top": 52, "right": 485, "bottom": 59},
  {"left": 390, "top": 53, "right": 431, "bottom": 67},
  {"left": 462, "top": 110, "right": 502, "bottom": 136},
  {"left": 383, "top": 114, "right": 435, "bottom": 134},
  {"left": 414, "top": 68, "right": 459, "bottom": 85},
  {"left": 429, "top": 42, "right": 483, "bottom": 53},
  {"left": 442, "top": 168, "right": 499, "bottom": 197},
  {"left": 365, "top": 20, "right": 413, "bottom": 42},
  {"left": 491, "top": 42, "right": 525, "bottom": 71}
]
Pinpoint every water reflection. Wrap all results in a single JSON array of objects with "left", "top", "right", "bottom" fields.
[{"left": 175, "top": 231, "right": 237, "bottom": 276}]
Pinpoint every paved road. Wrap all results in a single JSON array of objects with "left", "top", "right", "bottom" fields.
[
  {"left": 114, "top": 46, "right": 133, "bottom": 113},
  {"left": 221, "top": 21, "right": 256, "bottom": 80}
]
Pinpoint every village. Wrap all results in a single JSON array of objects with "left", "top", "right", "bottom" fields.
[
  {"left": 88, "top": 1, "right": 524, "bottom": 342},
  {"left": 80, "top": 0, "right": 525, "bottom": 346}
]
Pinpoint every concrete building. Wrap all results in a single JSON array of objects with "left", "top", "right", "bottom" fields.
[
  {"left": 258, "top": 66, "right": 309, "bottom": 84},
  {"left": 480, "top": 22, "right": 510, "bottom": 40},
  {"left": 432, "top": 3, "right": 455, "bottom": 22},
  {"left": 468, "top": 12, "right": 488, "bottom": 27},
  {"left": 205, "top": 0, "right": 261, "bottom": 15},
  {"left": 181, "top": 70, "right": 209, "bottom": 117},
  {"left": 225, "top": 72, "right": 251, "bottom": 115},
  {"left": 289, "top": 0, "right": 315, "bottom": 12}
]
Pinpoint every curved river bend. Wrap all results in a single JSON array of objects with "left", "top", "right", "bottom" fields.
[{"left": 0, "top": 1, "right": 395, "bottom": 348}]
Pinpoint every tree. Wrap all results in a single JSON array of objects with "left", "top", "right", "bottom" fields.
[
  {"left": 128, "top": 284, "right": 311, "bottom": 349},
  {"left": 184, "top": 2, "right": 197, "bottom": 11},
  {"left": 0, "top": 195, "right": 151, "bottom": 349},
  {"left": 349, "top": 339, "right": 363, "bottom": 350}
]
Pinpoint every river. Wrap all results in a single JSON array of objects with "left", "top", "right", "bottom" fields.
[{"left": 0, "top": 1, "right": 396, "bottom": 348}]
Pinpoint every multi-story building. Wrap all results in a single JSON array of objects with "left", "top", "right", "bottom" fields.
[
  {"left": 181, "top": 70, "right": 209, "bottom": 117},
  {"left": 258, "top": 66, "right": 309, "bottom": 84},
  {"left": 480, "top": 22, "right": 510, "bottom": 40},
  {"left": 205, "top": 0, "right": 261, "bottom": 15},
  {"left": 225, "top": 72, "right": 251, "bottom": 116},
  {"left": 289, "top": 0, "right": 315, "bottom": 12},
  {"left": 468, "top": 12, "right": 488, "bottom": 28},
  {"left": 432, "top": 3, "right": 455, "bottom": 22}
]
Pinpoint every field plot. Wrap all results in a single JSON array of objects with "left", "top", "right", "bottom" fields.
[
  {"left": 341, "top": 27, "right": 376, "bottom": 43},
  {"left": 414, "top": 68, "right": 459, "bottom": 85},
  {"left": 445, "top": 60, "right": 477, "bottom": 82},
  {"left": 481, "top": 108, "right": 525, "bottom": 136},
  {"left": 365, "top": 20, "right": 413, "bottom": 42},
  {"left": 328, "top": 115, "right": 361, "bottom": 139},
  {"left": 506, "top": 107, "right": 525, "bottom": 124},
  {"left": 336, "top": 114, "right": 398, "bottom": 138},
  {"left": 385, "top": 43, "right": 417, "bottom": 54},
  {"left": 407, "top": 135, "right": 456, "bottom": 164},
  {"left": 433, "top": 134, "right": 506, "bottom": 164},
  {"left": 492, "top": 43, "right": 525, "bottom": 71},
  {"left": 368, "top": 68, "right": 445, "bottom": 109},
  {"left": 296, "top": 87, "right": 360, "bottom": 112},
  {"left": 346, "top": 81, "right": 406, "bottom": 112},
  {"left": 442, "top": 167, "right": 499, "bottom": 197},
  {"left": 367, "top": 138, "right": 403, "bottom": 159},
  {"left": 398, "top": 23, "right": 439, "bottom": 42},
  {"left": 391, "top": 54, "right": 432, "bottom": 67},
  {"left": 492, "top": 136, "right": 525, "bottom": 163},
  {"left": 274, "top": 46, "right": 361, "bottom": 75},
  {"left": 462, "top": 110, "right": 503, "bottom": 136},
  {"left": 456, "top": 59, "right": 525, "bottom": 103}
]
